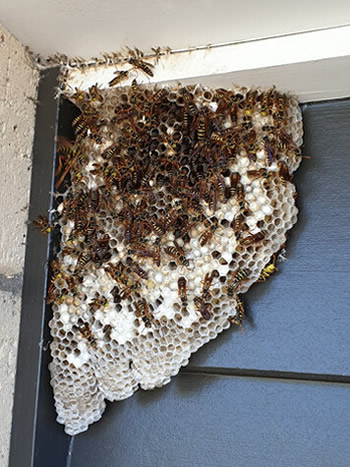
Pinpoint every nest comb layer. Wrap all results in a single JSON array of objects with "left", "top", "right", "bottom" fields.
[{"left": 48, "top": 83, "right": 303, "bottom": 435}]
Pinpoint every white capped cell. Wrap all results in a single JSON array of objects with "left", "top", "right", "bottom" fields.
[
  {"left": 193, "top": 249, "right": 201, "bottom": 257},
  {"left": 224, "top": 211, "right": 235, "bottom": 222},
  {"left": 155, "top": 273, "right": 163, "bottom": 283},
  {"left": 262, "top": 205, "right": 273, "bottom": 215},
  {"left": 249, "top": 202, "right": 259, "bottom": 211}
]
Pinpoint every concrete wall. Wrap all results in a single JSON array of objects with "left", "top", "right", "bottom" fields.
[{"left": 0, "top": 23, "right": 39, "bottom": 467}]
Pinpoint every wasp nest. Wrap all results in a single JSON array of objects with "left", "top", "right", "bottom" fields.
[{"left": 45, "top": 80, "right": 303, "bottom": 435}]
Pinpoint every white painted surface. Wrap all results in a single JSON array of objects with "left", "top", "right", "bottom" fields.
[
  {"left": 0, "top": 0, "right": 349, "bottom": 58},
  {"left": 0, "top": 23, "right": 39, "bottom": 467},
  {"left": 64, "top": 26, "right": 350, "bottom": 102}
]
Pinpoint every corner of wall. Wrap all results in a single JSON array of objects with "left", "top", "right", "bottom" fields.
[{"left": 0, "top": 21, "right": 40, "bottom": 467}]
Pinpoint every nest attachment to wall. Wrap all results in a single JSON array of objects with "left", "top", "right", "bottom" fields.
[{"left": 36, "top": 65, "right": 304, "bottom": 435}]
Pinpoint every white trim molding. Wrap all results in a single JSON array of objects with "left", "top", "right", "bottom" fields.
[{"left": 65, "top": 25, "right": 350, "bottom": 102}]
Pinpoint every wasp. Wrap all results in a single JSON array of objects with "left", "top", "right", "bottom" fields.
[
  {"left": 47, "top": 282, "right": 60, "bottom": 305},
  {"left": 120, "top": 281, "right": 141, "bottom": 300},
  {"left": 164, "top": 241, "right": 189, "bottom": 267},
  {"left": 278, "top": 161, "right": 292, "bottom": 183},
  {"left": 274, "top": 93, "right": 288, "bottom": 122},
  {"left": 75, "top": 253, "right": 91, "bottom": 273},
  {"left": 55, "top": 142, "right": 87, "bottom": 189},
  {"left": 151, "top": 46, "right": 162, "bottom": 62},
  {"left": 217, "top": 147, "right": 230, "bottom": 172},
  {"left": 194, "top": 296, "right": 212, "bottom": 320},
  {"left": 105, "top": 263, "right": 128, "bottom": 286},
  {"left": 71, "top": 87, "right": 86, "bottom": 102},
  {"left": 236, "top": 183, "right": 251, "bottom": 217},
  {"left": 210, "top": 171, "right": 226, "bottom": 201},
  {"left": 33, "top": 214, "right": 54, "bottom": 235},
  {"left": 140, "top": 168, "right": 153, "bottom": 191},
  {"left": 264, "top": 137, "right": 275, "bottom": 166},
  {"left": 214, "top": 88, "right": 232, "bottom": 106},
  {"left": 174, "top": 215, "right": 196, "bottom": 240},
  {"left": 89, "top": 292, "right": 108, "bottom": 313},
  {"left": 199, "top": 217, "right": 219, "bottom": 246},
  {"left": 241, "top": 90, "right": 257, "bottom": 115},
  {"left": 193, "top": 108, "right": 209, "bottom": 142},
  {"left": 113, "top": 106, "right": 137, "bottom": 124},
  {"left": 259, "top": 91, "right": 271, "bottom": 116},
  {"left": 67, "top": 227, "right": 81, "bottom": 246},
  {"left": 225, "top": 172, "right": 241, "bottom": 199},
  {"left": 128, "top": 57, "right": 154, "bottom": 77},
  {"left": 181, "top": 88, "right": 197, "bottom": 116},
  {"left": 51, "top": 266, "right": 79, "bottom": 298},
  {"left": 210, "top": 132, "right": 226, "bottom": 145},
  {"left": 122, "top": 205, "right": 134, "bottom": 244},
  {"left": 247, "top": 169, "right": 274, "bottom": 188},
  {"left": 152, "top": 237, "right": 162, "bottom": 267},
  {"left": 122, "top": 124, "right": 144, "bottom": 144},
  {"left": 47, "top": 262, "right": 65, "bottom": 304},
  {"left": 276, "top": 129, "right": 298, "bottom": 152},
  {"left": 93, "top": 235, "right": 112, "bottom": 264},
  {"left": 135, "top": 299, "right": 154, "bottom": 327},
  {"left": 131, "top": 77, "right": 139, "bottom": 91},
  {"left": 125, "top": 256, "right": 148, "bottom": 279},
  {"left": 79, "top": 322, "right": 97, "bottom": 348},
  {"left": 207, "top": 183, "right": 218, "bottom": 212},
  {"left": 128, "top": 246, "right": 154, "bottom": 260},
  {"left": 258, "top": 255, "right": 278, "bottom": 282},
  {"left": 201, "top": 271, "right": 216, "bottom": 300},
  {"left": 153, "top": 87, "right": 168, "bottom": 103},
  {"left": 87, "top": 188, "right": 101, "bottom": 212},
  {"left": 243, "top": 129, "right": 258, "bottom": 161},
  {"left": 109, "top": 70, "right": 129, "bottom": 87},
  {"left": 241, "top": 115, "right": 253, "bottom": 131},
  {"left": 177, "top": 277, "right": 188, "bottom": 308},
  {"left": 232, "top": 213, "right": 246, "bottom": 241},
  {"left": 71, "top": 108, "right": 99, "bottom": 139},
  {"left": 162, "top": 207, "right": 178, "bottom": 232},
  {"left": 87, "top": 83, "right": 103, "bottom": 102},
  {"left": 228, "top": 295, "right": 245, "bottom": 332},
  {"left": 148, "top": 219, "right": 166, "bottom": 236},
  {"left": 226, "top": 269, "right": 250, "bottom": 296},
  {"left": 240, "top": 231, "right": 266, "bottom": 247}
]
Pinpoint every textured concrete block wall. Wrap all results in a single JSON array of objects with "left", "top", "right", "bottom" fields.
[{"left": 0, "top": 23, "right": 39, "bottom": 467}]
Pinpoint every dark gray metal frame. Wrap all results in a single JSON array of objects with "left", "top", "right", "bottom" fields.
[
  {"left": 9, "top": 68, "right": 72, "bottom": 467},
  {"left": 9, "top": 69, "right": 350, "bottom": 467}
]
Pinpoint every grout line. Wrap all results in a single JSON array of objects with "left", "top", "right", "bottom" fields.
[{"left": 181, "top": 366, "right": 350, "bottom": 384}]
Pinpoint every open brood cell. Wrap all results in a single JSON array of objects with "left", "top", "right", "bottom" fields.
[{"left": 45, "top": 82, "right": 303, "bottom": 435}]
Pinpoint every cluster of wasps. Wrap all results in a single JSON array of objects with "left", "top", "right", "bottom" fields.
[{"left": 34, "top": 73, "right": 301, "bottom": 345}]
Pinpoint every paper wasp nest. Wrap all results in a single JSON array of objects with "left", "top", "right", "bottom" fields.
[{"left": 47, "top": 77, "right": 303, "bottom": 435}]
